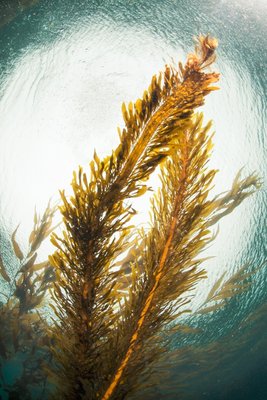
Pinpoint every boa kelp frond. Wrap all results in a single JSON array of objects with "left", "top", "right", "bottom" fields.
[
  {"left": 99, "top": 118, "right": 259, "bottom": 400},
  {"left": 45, "top": 35, "right": 261, "bottom": 400}
]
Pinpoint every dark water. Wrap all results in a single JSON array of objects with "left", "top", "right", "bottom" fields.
[{"left": 0, "top": 1, "right": 266, "bottom": 399}]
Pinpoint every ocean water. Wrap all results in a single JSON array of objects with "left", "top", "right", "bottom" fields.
[{"left": 0, "top": 1, "right": 266, "bottom": 399}]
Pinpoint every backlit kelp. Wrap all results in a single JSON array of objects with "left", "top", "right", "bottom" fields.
[
  {"left": 0, "top": 35, "right": 263, "bottom": 400},
  {"left": 45, "top": 35, "right": 261, "bottom": 400},
  {"left": 0, "top": 204, "right": 56, "bottom": 398}
]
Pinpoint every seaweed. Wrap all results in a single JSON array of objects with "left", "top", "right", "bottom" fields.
[
  {"left": 0, "top": 204, "right": 56, "bottom": 399},
  {"left": 197, "top": 260, "right": 266, "bottom": 315},
  {"left": 0, "top": 34, "right": 263, "bottom": 399},
  {"left": 45, "top": 35, "right": 261, "bottom": 400}
]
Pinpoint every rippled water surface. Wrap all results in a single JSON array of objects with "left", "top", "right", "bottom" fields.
[{"left": 0, "top": 1, "right": 266, "bottom": 399}]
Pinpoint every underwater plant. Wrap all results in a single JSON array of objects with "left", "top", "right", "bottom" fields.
[
  {"left": 46, "top": 35, "right": 260, "bottom": 400},
  {"left": 0, "top": 204, "right": 56, "bottom": 398},
  {"left": 0, "top": 35, "right": 263, "bottom": 400}
]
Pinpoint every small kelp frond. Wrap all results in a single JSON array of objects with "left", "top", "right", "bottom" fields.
[
  {"left": 0, "top": 202, "right": 56, "bottom": 312},
  {"left": 206, "top": 169, "right": 261, "bottom": 227},
  {"left": 185, "top": 34, "right": 218, "bottom": 72},
  {"left": 0, "top": 203, "right": 56, "bottom": 398},
  {"left": 100, "top": 113, "right": 260, "bottom": 400},
  {"left": 28, "top": 202, "right": 57, "bottom": 254},
  {"left": 12, "top": 203, "right": 57, "bottom": 314},
  {"left": 0, "top": 253, "right": 10, "bottom": 284},
  {"left": 48, "top": 35, "right": 219, "bottom": 400},
  {"left": 197, "top": 260, "right": 266, "bottom": 315}
]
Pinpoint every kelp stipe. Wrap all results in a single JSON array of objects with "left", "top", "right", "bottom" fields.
[
  {"left": 47, "top": 36, "right": 260, "bottom": 400},
  {"left": 0, "top": 204, "right": 56, "bottom": 398}
]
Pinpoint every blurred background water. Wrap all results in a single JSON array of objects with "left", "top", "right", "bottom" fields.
[{"left": 0, "top": 0, "right": 266, "bottom": 399}]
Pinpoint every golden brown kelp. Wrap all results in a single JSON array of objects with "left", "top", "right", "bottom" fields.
[
  {"left": 48, "top": 36, "right": 260, "bottom": 400},
  {"left": 100, "top": 117, "right": 260, "bottom": 400},
  {"left": 197, "top": 260, "right": 265, "bottom": 315},
  {"left": 0, "top": 204, "right": 56, "bottom": 399},
  {"left": 121, "top": 258, "right": 266, "bottom": 399}
]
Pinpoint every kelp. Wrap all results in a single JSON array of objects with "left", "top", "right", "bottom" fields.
[
  {"left": 99, "top": 117, "right": 259, "bottom": 400},
  {"left": 46, "top": 35, "right": 261, "bottom": 400},
  {"left": 197, "top": 261, "right": 266, "bottom": 315},
  {"left": 0, "top": 204, "right": 56, "bottom": 398},
  {"left": 0, "top": 34, "right": 263, "bottom": 400}
]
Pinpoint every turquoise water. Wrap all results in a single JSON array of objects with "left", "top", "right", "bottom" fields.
[{"left": 0, "top": 1, "right": 266, "bottom": 399}]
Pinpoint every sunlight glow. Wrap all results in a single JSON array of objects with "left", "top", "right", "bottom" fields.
[{"left": 0, "top": 22, "right": 263, "bottom": 305}]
